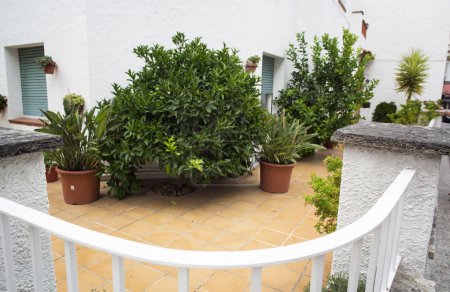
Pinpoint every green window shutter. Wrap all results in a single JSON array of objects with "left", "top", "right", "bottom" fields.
[
  {"left": 18, "top": 46, "right": 48, "bottom": 116},
  {"left": 261, "top": 56, "right": 275, "bottom": 110}
]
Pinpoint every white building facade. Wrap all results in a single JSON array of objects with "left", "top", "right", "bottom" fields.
[
  {"left": 1, "top": 0, "right": 449, "bottom": 128},
  {"left": 0, "top": 0, "right": 352, "bottom": 129}
]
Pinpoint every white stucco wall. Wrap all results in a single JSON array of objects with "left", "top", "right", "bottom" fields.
[
  {"left": 0, "top": 0, "right": 350, "bottom": 130},
  {"left": 0, "top": 152, "right": 55, "bottom": 291},
  {"left": 0, "top": 0, "right": 90, "bottom": 128},
  {"left": 359, "top": 0, "right": 450, "bottom": 120},
  {"left": 332, "top": 145, "right": 440, "bottom": 280}
]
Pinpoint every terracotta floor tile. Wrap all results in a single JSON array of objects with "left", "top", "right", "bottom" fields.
[
  {"left": 167, "top": 235, "right": 206, "bottom": 250},
  {"left": 77, "top": 268, "right": 109, "bottom": 292},
  {"left": 82, "top": 208, "right": 116, "bottom": 221},
  {"left": 253, "top": 228, "right": 289, "bottom": 246},
  {"left": 264, "top": 218, "right": 299, "bottom": 235},
  {"left": 123, "top": 206, "right": 155, "bottom": 220},
  {"left": 96, "top": 214, "right": 136, "bottom": 230},
  {"left": 217, "top": 207, "right": 247, "bottom": 221},
  {"left": 124, "top": 261, "right": 164, "bottom": 291},
  {"left": 227, "top": 222, "right": 261, "bottom": 236},
  {"left": 142, "top": 212, "right": 176, "bottom": 227},
  {"left": 119, "top": 219, "right": 159, "bottom": 237},
  {"left": 53, "top": 211, "right": 80, "bottom": 222},
  {"left": 88, "top": 256, "right": 112, "bottom": 280},
  {"left": 240, "top": 240, "right": 275, "bottom": 250},
  {"left": 53, "top": 257, "right": 67, "bottom": 282},
  {"left": 146, "top": 275, "right": 178, "bottom": 292},
  {"left": 189, "top": 269, "right": 216, "bottom": 289},
  {"left": 142, "top": 228, "right": 181, "bottom": 246},
  {"left": 162, "top": 218, "right": 197, "bottom": 234},
  {"left": 56, "top": 279, "right": 68, "bottom": 292},
  {"left": 262, "top": 265, "right": 301, "bottom": 291},
  {"left": 292, "top": 223, "right": 322, "bottom": 240},
  {"left": 160, "top": 205, "right": 191, "bottom": 217},
  {"left": 76, "top": 247, "right": 110, "bottom": 268},
  {"left": 229, "top": 200, "right": 259, "bottom": 211},
  {"left": 203, "top": 216, "right": 234, "bottom": 230},
  {"left": 181, "top": 209, "right": 215, "bottom": 224},
  {"left": 201, "top": 270, "right": 249, "bottom": 292},
  {"left": 210, "top": 232, "right": 247, "bottom": 250},
  {"left": 187, "top": 225, "right": 223, "bottom": 242},
  {"left": 52, "top": 238, "right": 66, "bottom": 257},
  {"left": 103, "top": 201, "right": 136, "bottom": 214}
]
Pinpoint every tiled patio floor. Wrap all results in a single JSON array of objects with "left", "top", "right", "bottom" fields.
[{"left": 47, "top": 149, "right": 342, "bottom": 292}]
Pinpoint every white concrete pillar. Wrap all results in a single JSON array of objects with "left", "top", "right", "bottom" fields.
[
  {"left": 0, "top": 128, "right": 61, "bottom": 291},
  {"left": 330, "top": 122, "right": 450, "bottom": 283}
]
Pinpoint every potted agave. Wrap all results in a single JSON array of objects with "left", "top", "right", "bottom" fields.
[
  {"left": 43, "top": 151, "right": 58, "bottom": 183},
  {"left": 259, "top": 113, "right": 322, "bottom": 193},
  {"left": 245, "top": 55, "right": 261, "bottom": 73},
  {"left": 36, "top": 104, "right": 111, "bottom": 204},
  {"left": 36, "top": 56, "right": 56, "bottom": 74}
]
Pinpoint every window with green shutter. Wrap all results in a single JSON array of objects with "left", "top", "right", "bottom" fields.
[
  {"left": 261, "top": 55, "right": 275, "bottom": 112},
  {"left": 18, "top": 46, "right": 48, "bottom": 116}
]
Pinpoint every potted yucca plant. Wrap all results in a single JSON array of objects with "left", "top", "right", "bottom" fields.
[
  {"left": 43, "top": 151, "right": 58, "bottom": 183},
  {"left": 259, "top": 113, "right": 322, "bottom": 193},
  {"left": 36, "top": 104, "right": 111, "bottom": 204}
]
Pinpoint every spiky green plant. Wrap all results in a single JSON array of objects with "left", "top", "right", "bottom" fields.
[
  {"left": 395, "top": 49, "right": 429, "bottom": 101},
  {"left": 259, "top": 113, "right": 323, "bottom": 165}
]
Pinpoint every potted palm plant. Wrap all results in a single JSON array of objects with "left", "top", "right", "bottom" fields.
[
  {"left": 43, "top": 151, "right": 58, "bottom": 183},
  {"left": 259, "top": 114, "right": 322, "bottom": 193},
  {"left": 36, "top": 56, "right": 56, "bottom": 74},
  {"left": 36, "top": 104, "right": 111, "bottom": 204}
]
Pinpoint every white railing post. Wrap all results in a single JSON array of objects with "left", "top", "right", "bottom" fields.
[
  {"left": 0, "top": 214, "right": 16, "bottom": 291},
  {"left": 347, "top": 239, "right": 363, "bottom": 292},
  {"left": 29, "top": 225, "right": 44, "bottom": 292},
  {"left": 250, "top": 267, "right": 262, "bottom": 292},
  {"left": 178, "top": 267, "right": 189, "bottom": 292},
  {"left": 112, "top": 255, "right": 125, "bottom": 292},
  {"left": 310, "top": 255, "right": 325, "bottom": 292},
  {"left": 64, "top": 240, "right": 79, "bottom": 292},
  {"left": 374, "top": 218, "right": 390, "bottom": 292},
  {"left": 390, "top": 196, "right": 405, "bottom": 273},
  {"left": 365, "top": 227, "right": 381, "bottom": 292}
]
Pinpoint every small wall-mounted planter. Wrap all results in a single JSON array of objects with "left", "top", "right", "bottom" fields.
[
  {"left": 43, "top": 62, "right": 56, "bottom": 74},
  {"left": 245, "top": 62, "right": 258, "bottom": 73}
]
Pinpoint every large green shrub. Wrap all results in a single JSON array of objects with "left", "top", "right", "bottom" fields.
[
  {"left": 372, "top": 102, "right": 397, "bottom": 123},
  {"left": 305, "top": 156, "right": 342, "bottom": 234},
  {"left": 304, "top": 273, "right": 366, "bottom": 292},
  {"left": 101, "top": 33, "right": 267, "bottom": 198},
  {"left": 276, "top": 29, "right": 378, "bottom": 145}
]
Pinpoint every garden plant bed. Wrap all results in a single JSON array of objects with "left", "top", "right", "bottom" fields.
[{"left": 48, "top": 149, "right": 341, "bottom": 291}]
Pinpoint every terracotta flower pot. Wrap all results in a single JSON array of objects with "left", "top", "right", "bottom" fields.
[
  {"left": 245, "top": 62, "right": 258, "bottom": 73},
  {"left": 43, "top": 64, "right": 56, "bottom": 74},
  {"left": 56, "top": 167, "right": 100, "bottom": 205},
  {"left": 259, "top": 161, "right": 295, "bottom": 193},
  {"left": 45, "top": 166, "right": 58, "bottom": 183}
]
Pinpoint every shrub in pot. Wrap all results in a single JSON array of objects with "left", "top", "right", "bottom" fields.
[
  {"left": 372, "top": 102, "right": 397, "bottom": 123},
  {"left": 36, "top": 104, "right": 111, "bottom": 204},
  {"left": 0, "top": 94, "right": 7, "bottom": 112},
  {"left": 258, "top": 114, "right": 322, "bottom": 193},
  {"left": 43, "top": 150, "right": 58, "bottom": 183}
]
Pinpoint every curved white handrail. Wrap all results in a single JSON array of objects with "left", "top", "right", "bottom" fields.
[{"left": 0, "top": 169, "right": 415, "bottom": 269}]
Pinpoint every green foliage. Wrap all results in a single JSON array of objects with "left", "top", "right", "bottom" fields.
[
  {"left": 305, "top": 156, "right": 342, "bottom": 234},
  {"left": 372, "top": 102, "right": 397, "bottom": 123},
  {"left": 276, "top": 29, "right": 378, "bottom": 145},
  {"left": 43, "top": 150, "right": 57, "bottom": 167},
  {"left": 259, "top": 113, "right": 323, "bottom": 165},
  {"left": 0, "top": 94, "right": 7, "bottom": 112},
  {"left": 395, "top": 49, "right": 429, "bottom": 101},
  {"left": 35, "top": 56, "right": 55, "bottom": 68},
  {"left": 36, "top": 104, "right": 112, "bottom": 171},
  {"left": 247, "top": 55, "right": 261, "bottom": 64},
  {"left": 388, "top": 100, "right": 440, "bottom": 126},
  {"left": 63, "top": 93, "right": 85, "bottom": 115},
  {"left": 304, "top": 273, "right": 366, "bottom": 292},
  {"left": 100, "top": 32, "right": 267, "bottom": 199}
]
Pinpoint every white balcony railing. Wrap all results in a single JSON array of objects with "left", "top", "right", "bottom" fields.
[{"left": 0, "top": 169, "right": 415, "bottom": 292}]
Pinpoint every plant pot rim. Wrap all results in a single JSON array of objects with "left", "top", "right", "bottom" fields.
[
  {"left": 56, "top": 167, "right": 98, "bottom": 175},
  {"left": 259, "top": 160, "right": 295, "bottom": 168}
]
